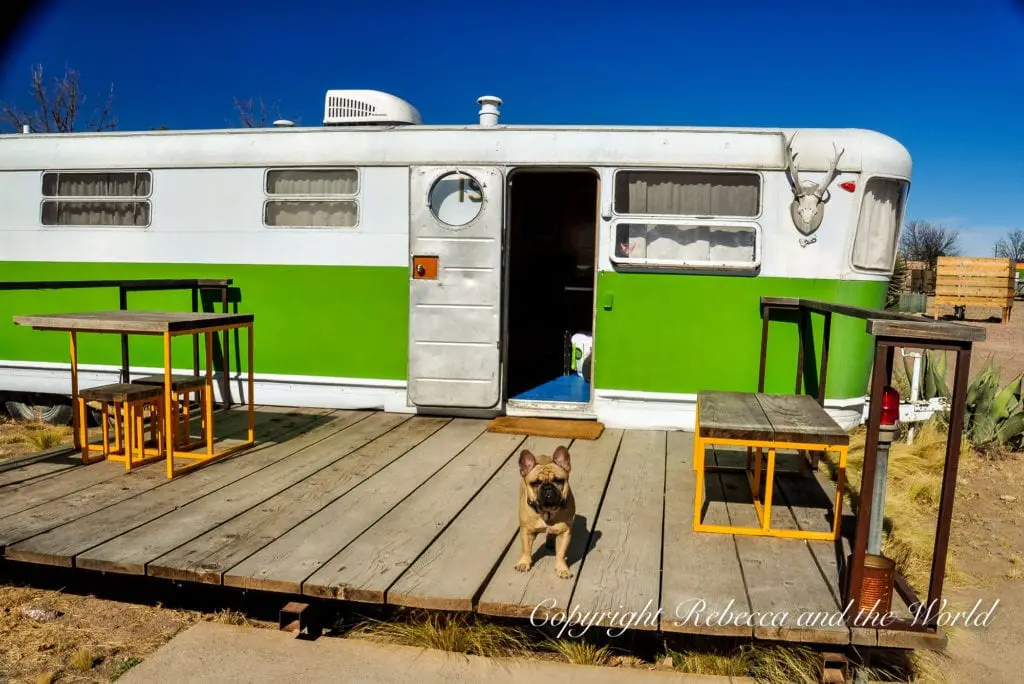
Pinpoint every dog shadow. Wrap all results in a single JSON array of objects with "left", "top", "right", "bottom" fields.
[{"left": 531, "top": 515, "right": 601, "bottom": 567}]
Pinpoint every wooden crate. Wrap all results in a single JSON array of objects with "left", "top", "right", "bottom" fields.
[
  {"left": 934, "top": 256, "right": 1015, "bottom": 323},
  {"left": 902, "top": 260, "right": 935, "bottom": 294}
]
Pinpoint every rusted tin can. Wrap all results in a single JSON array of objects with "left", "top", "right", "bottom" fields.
[{"left": 859, "top": 553, "right": 896, "bottom": 615}]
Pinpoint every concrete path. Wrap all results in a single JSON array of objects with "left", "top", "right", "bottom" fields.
[{"left": 122, "top": 622, "right": 748, "bottom": 683}]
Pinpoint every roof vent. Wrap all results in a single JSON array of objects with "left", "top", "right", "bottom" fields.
[
  {"left": 273, "top": 119, "right": 295, "bottom": 128},
  {"left": 323, "top": 90, "right": 422, "bottom": 126},
  {"left": 477, "top": 95, "right": 502, "bottom": 126}
]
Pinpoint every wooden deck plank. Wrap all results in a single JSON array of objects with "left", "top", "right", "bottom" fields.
[
  {"left": 563, "top": 430, "right": 665, "bottom": 631},
  {"left": 0, "top": 453, "right": 80, "bottom": 488},
  {"left": 661, "top": 433, "right": 752, "bottom": 637},
  {"left": 303, "top": 430, "right": 527, "bottom": 602},
  {"left": 698, "top": 391, "right": 773, "bottom": 441},
  {"left": 0, "top": 408, "right": 300, "bottom": 554},
  {"left": 474, "top": 432, "right": 622, "bottom": 619},
  {"left": 2, "top": 409, "right": 334, "bottom": 565},
  {"left": 756, "top": 394, "right": 849, "bottom": 446},
  {"left": 387, "top": 435, "right": 569, "bottom": 612},
  {"left": 75, "top": 411, "right": 404, "bottom": 575},
  {"left": 0, "top": 409, "right": 257, "bottom": 520},
  {"left": 222, "top": 418, "right": 487, "bottom": 594},
  {"left": 720, "top": 467, "right": 850, "bottom": 645},
  {"left": 148, "top": 415, "right": 450, "bottom": 585}
]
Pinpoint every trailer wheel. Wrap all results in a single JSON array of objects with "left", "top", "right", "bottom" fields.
[{"left": 3, "top": 400, "right": 74, "bottom": 426}]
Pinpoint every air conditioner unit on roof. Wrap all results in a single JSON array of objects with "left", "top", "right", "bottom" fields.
[{"left": 323, "top": 90, "right": 422, "bottom": 126}]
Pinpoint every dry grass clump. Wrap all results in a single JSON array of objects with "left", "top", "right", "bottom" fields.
[
  {"left": 542, "top": 638, "right": 613, "bottom": 666},
  {"left": 347, "top": 610, "right": 529, "bottom": 659},
  {"left": 68, "top": 647, "right": 95, "bottom": 671},
  {"left": 669, "top": 647, "right": 750, "bottom": 676},
  {"left": 0, "top": 416, "right": 76, "bottom": 459}
]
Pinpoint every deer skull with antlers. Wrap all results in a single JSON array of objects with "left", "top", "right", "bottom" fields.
[{"left": 784, "top": 135, "right": 845, "bottom": 238}]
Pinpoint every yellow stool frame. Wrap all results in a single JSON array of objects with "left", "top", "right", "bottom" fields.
[
  {"left": 76, "top": 386, "right": 166, "bottom": 472},
  {"left": 133, "top": 375, "right": 208, "bottom": 451},
  {"left": 107, "top": 396, "right": 165, "bottom": 472},
  {"left": 692, "top": 401, "right": 848, "bottom": 541}
]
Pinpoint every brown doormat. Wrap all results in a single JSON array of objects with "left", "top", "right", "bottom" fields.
[{"left": 487, "top": 416, "right": 605, "bottom": 441}]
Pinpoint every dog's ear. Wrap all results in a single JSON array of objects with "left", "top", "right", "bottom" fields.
[
  {"left": 519, "top": 450, "right": 537, "bottom": 478},
  {"left": 553, "top": 446, "right": 571, "bottom": 473}
]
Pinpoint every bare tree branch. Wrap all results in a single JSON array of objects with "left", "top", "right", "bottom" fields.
[
  {"left": 899, "top": 220, "right": 961, "bottom": 267},
  {"left": 233, "top": 96, "right": 277, "bottom": 128},
  {"left": 0, "top": 64, "right": 118, "bottom": 133},
  {"left": 993, "top": 229, "right": 1024, "bottom": 262}
]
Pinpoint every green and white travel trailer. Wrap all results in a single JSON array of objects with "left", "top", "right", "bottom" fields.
[{"left": 0, "top": 91, "right": 911, "bottom": 430}]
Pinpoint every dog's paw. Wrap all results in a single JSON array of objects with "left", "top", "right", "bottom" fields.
[
  {"left": 555, "top": 565, "right": 573, "bottom": 579},
  {"left": 515, "top": 558, "right": 532, "bottom": 572}
]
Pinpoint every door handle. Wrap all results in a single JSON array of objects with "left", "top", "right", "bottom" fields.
[{"left": 602, "top": 294, "right": 614, "bottom": 311}]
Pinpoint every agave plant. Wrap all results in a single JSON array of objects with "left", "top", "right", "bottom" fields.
[
  {"left": 960, "top": 365, "right": 1024, "bottom": 450},
  {"left": 899, "top": 349, "right": 949, "bottom": 401},
  {"left": 886, "top": 254, "right": 909, "bottom": 310},
  {"left": 921, "top": 350, "right": 949, "bottom": 400}
]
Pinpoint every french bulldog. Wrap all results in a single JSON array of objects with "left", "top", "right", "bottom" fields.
[{"left": 515, "top": 446, "right": 576, "bottom": 579}]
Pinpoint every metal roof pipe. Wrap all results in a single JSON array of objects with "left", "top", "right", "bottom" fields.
[{"left": 477, "top": 95, "right": 502, "bottom": 126}]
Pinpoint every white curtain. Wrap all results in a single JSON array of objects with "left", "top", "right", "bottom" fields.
[
  {"left": 615, "top": 223, "right": 755, "bottom": 264},
  {"left": 265, "top": 200, "right": 358, "bottom": 228},
  {"left": 616, "top": 171, "right": 759, "bottom": 217},
  {"left": 266, "top": 169, "right": 358, "bottom": 196},
  {"left": 853, "top": 179, "right": 905, "bottom": 270},
  {"left": 43, "top": 200, "right": 150, "bottom": 226},
  {"left": 43, "top": 172, "right": 150, "bottom": 197}
]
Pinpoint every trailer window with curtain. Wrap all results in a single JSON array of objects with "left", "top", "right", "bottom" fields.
[
  {"left": 612, "top": 221, "right": 759, "bottom": 269},
  {"left": 40, "top": 171, "right": 152, "bottom": 227},
  {"left": 614, "top": 170, "right": 761, "bottom": 217},
  {"left": 852, "top": 177, "right": 908, "bottom": 271},
  {"left": 611, "top": 169, "right": 761, "bottom": 270},
  {"left": 264, "top": 168, "right": 360, "bottom": 228}
]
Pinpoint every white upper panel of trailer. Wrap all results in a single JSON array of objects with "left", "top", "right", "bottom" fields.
[
  {"left": 0, "top": 125, "right": 910, "bottom": 179},
  {"left": 0, "top": 91, "right": 911, "bottom": 280}
]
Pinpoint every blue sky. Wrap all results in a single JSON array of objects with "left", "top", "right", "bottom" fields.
[{"left": 2, "top": 0, "right": 1022, "bottom": 257}]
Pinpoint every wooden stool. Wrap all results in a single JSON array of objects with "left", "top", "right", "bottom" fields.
[
  {"left": 77, "top": 383, "right": 166, "bottom": 471},
  {"left": 134, "top": 374, "right": 208, "bottom": 450}
]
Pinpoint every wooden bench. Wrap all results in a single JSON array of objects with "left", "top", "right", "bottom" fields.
[
  {"left": 77, "top": 383, "right": 166, "bottom": 472},
  {"left": 692, "top": 390, "right": 849, "bottom": 541}
]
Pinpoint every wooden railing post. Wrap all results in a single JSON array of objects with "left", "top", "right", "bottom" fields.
[
  {"left": 816, "top": 312, "right": 832, "bottom": 406},
  {"left": 757, "top": 305, "right": 771, "bottom": 393},
  {"left": 118, "top": 286, "right": 130, "bottom": 383}
]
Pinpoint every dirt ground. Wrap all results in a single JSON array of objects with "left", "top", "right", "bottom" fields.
[
  {"left": 0, "top": 301, "right": 1021, "bottom": 683},
  {"left": 911, "top": 301, "right": 1024, "bottom": 683}
]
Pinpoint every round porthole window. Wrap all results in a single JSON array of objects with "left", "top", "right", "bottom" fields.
[{"left": 428, "top": 172, "right": 484, "bottom": 227}]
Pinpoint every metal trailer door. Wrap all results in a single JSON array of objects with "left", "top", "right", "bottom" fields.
[{"left": 408, "top": 166, "right": 505, "bottom": 408}]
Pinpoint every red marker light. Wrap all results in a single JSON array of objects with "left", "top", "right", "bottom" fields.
[
  {"left": 839, "top": 181, "right": 857, "bottom": 193},
  {"left": 880, "top": 386, "right": 900, "bottom": 426}
]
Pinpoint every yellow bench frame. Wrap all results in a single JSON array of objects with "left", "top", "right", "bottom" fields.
[{"left": 692, "top": 401, "right": 848, "bottom": 541}]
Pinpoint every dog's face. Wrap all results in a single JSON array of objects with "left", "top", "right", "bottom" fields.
[{"left": 519, "top": 446, "right": 571, "bottom": 509}]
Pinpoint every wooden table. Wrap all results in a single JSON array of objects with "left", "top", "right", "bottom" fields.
[
  {"left": 13, "top": 310, "right": 255, "bottom": 478},
  {"left": 692, "top": 390, "right": 849, "bottom": 541}
]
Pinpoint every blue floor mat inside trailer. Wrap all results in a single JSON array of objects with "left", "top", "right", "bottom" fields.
[{"left": 513, "top": 374, "right": 591, "bottom": 403}]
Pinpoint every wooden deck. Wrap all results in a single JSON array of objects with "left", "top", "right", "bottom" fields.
[{"left": 0, "top": 406, "right": 942, "bottom": 650}]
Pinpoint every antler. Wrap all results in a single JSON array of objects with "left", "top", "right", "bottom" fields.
[
  {"left": 813, "top": 142, "right": 845, "bottom": 199},
  {"left": 784, "top": 134, "right": 803, "bottom": 191}
]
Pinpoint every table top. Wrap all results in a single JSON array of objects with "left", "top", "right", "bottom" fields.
[
  {"left": 697, "top": 390, "right": 849, "bottom": 446},
  {"left": 13, "top": 310, "right": 254, "bottom": 334}
]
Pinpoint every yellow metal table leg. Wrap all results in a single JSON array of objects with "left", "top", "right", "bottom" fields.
[{"left": 163, "top": 332, "right": 174, "bottom": 479}]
